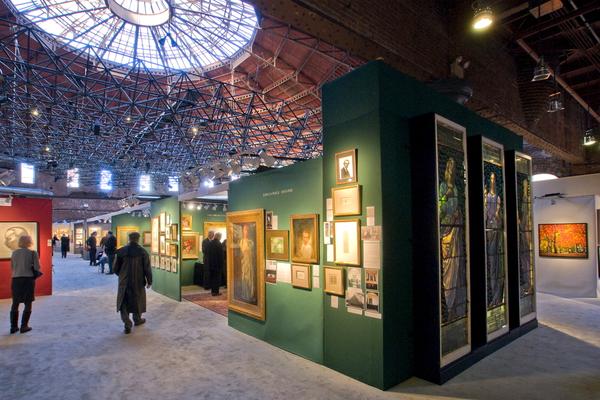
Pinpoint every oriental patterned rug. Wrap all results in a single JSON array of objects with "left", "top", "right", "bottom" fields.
[{"left": 183, "top": 292, "right": 228, "bottom": 317}]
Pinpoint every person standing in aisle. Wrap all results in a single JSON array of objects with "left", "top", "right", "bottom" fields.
[
  {"left": 51, "top": 235, "right": 58, "bottom": 255},
  {"left": 208, "top": 232, "right": 224, "bottom": 296},
  {"left": 201, "top": 231, "right": 214, "bottom": 289},
  {"left": 114, "top": 232, "right": 152, "bottom": 334},
  {"left": 9, "top": 235, "right": 40, "bottom": 334},
  {"left": 86, "top": 231, "right": 98, "bottom": 266},
  {"left": 104, "top": 231, "right": 117, "bottom": 275},
  {"left": 60, "top": 234, "right": 70, "bottom": 258}
]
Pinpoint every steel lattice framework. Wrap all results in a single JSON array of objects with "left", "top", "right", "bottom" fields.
[{"left": 0, "top": 17, "right": 326, "bottom": 190}]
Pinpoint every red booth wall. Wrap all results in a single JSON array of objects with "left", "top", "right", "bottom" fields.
[{"left": 0, "top": 197, "right": 53, "bottom": 299}]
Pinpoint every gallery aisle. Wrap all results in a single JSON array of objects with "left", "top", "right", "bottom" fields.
[{"left": 0, "top": 255, "right": 598, "bottom": 400}]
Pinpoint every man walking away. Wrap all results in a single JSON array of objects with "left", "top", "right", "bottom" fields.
[
  {"left": 60, "top": 234, "right": 70, "bottom": 259},
  {"left": 104, "top": 231, "right": 117, "bottom": 275},
  {"left": 86, "top": 232, "right": 98, "bottom": 266},
  {"left": 208, "top": 232, "right": 224, "bottom": 296},
  {"left": 114, "top": 232, "right": 152, "bottom": 334}
]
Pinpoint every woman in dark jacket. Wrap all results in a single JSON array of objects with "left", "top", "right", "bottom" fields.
[{"left": 10, "top": 235, "right": 40, "bottom": 334}]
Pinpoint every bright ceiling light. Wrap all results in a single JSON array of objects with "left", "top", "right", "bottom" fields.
[
  {"left": 472, "top": 6, "right": 494, "bottom": 31},
  {"left": 532, "top": 173, "right": 558, "bottom": 182},
  {"left": 583, "top": 128, "right": 597, "bottom": 146}
]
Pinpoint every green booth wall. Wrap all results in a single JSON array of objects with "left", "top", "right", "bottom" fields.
[
  {"left": 321, "top": 61, "right": 522, "bottom": 389},
  {"left": 150, "top": 197, "right": 181, "bottom": 301},
  {"left": 228, "top": 159, "right": 324, "bottom": 364},
  {"left": 110, "top": 214, "right": 151, "bottom": 253},
  {"left": 179, "top": 206, "right": 226, "bottom": 286}
]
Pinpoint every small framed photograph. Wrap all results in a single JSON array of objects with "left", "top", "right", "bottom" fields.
[
  {"left": 365, "top": 268, "right": 379, "bottom": 290},
  {"left": 333, "top": 219, "right": 361, "bottom": 265},
  {"left": 266, "top": 230, "right": 289, "bottom": 261},
  {"left": 169, "top": 243, "right": 178, "bottom": 258},
  {"left": 335, "top": 149, "right": 357, "bottom": 184},
  {"left": 324, "top": 267, "right": 345, "bottom": 296},
  {"left": 143, "top": 231, "right": 152, "bottom": 246},
  {"left": 291, "top": 264, "right": 311, "bottom": 289},
  {"left": 332, "top": 184, "right": 361, "bottom": 216}
]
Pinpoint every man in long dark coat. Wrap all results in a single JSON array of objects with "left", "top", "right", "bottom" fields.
[
  {"left": 207, "top": 232, "right": 224, "bottom": 296},
  {"left": 201, "top": 230, "right": 214, "bottom": 289},
  {"left": 114, "top": 232, "right": 152, "bottom": 334},
  {"left": 60, "top": 234, "right": 70, "bottom": 258}
]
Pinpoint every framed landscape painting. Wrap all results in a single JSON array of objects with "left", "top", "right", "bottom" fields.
[
  {"left": 117, "top": 226, "right": 138, "bottom": 249},
  {"left": 227, "top": 209, "right": 265, "bottom": 321},
  {"left": 538, "top": 223, "right": 588, "bottom": 258},
  {"left": 0, "top": 222, "right": 38, "bottom": 259},
  {"left": 290, "top": 214, "right": 319, "bottom": 264},
  {"left": 265, "top": 230, "right": 289, "bottom": 261}
]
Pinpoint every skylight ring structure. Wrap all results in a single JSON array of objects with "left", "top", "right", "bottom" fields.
[{"left": 4, "top": 0, "right": 259, "bottom": 73}]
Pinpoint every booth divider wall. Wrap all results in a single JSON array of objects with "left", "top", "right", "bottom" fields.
[
  {"left": 179, "top": 206, "right": 225, "bottom": 286},
  {"left": 150, "top": 197, "right": 181, "bottom": 301},
  {"left": 228, "top": 159, "right": 324, "bottom": 363},
  {"left": 0, "top": 198, "right": 52, "bottom": 299}
]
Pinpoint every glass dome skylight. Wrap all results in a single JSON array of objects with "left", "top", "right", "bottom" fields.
[{"left": 5, "top": 0, "right": 259, "bottom": 72}]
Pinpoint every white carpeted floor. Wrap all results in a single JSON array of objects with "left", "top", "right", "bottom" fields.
[{"left": 1, "top": 255, "right": 599, "bottom": 399}]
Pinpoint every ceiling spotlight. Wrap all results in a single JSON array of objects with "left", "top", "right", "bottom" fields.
[
  {"left": 196, "top": 204, "right": 202, "bottom": 210},
  {"left": 532, "top": 57, "right": 551, "bottom": 82},
  {"left": 472, "top": 3, "right": 494, "bottom": 31},
  {"left": 30, "top": 107, "right": 40, "bottom": 117},
  {"left": 124, "top": 115, "right": 132, "bottom": 123},
  {"left": 203, "top": 179, "right": 214, "bottom": 188},
  {"left": 584, "top": 128, "right": 597, "bottom": 146},
  {"left": 190, "top": 126, "right": 199, "bottom": 136},
  {"left": 44, "top": 146, "right": 50, "bottom": 152},
  {"left": 547, "top": 92, "right": 564, "bottom": 113},
  {"left": 212, "top": 204, "right": 218, "bottom": 210}
]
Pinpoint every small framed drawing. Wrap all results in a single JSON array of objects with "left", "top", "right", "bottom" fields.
[
  {"left": 142, "top": 231, "right": 152, "bottom": 246},
  {"left": 290, "top": 214, "right": 319, "bottom": 264},
  {"left": 159, "top": 235, "right": 166, "bottom": 255},
  {"left": 171, "top": 258, "right": 178, "bottom": 273},
  {"left": 266, "top": 230, "right": 289, "bottom": 261},
  {"left": 324, "top": 267, "right": 345, "bottom": 296},
  {"left": 170, "top": 224, "right": 178, "bottom": 241},
  {"left": 169, "top": 243, "right": 178, "bottom": 258},
  {"left": 151, "top": 217, "right": 159, "bottom": 254},
  {"left": 165, "top": 224, "right": 171, "bottom": 240},
  {"left": 335, "top": 149, "right": 357, "bottom": 184},
  {"left": 159, "top": 212, "right": 166, "bottom": 233},
  {"left": 332, "top": 184, "right": 361, "bottom": 216},
  {"left": 291, "top": 264, "right": 311, "bottom": 289},
  {"left": 165, "top": 257, "right": 171, "bottom": 272},
  {"left": 333, "top": 219, "right": 361, "bottom": 265},
  {"left": 181, "top": 215, "right": 192, "bottom": 231}
]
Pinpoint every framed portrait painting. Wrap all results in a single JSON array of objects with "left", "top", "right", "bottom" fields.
[
  {"left": 335, "top": 149, "right": 357, "bottom": 185},
  {"left": 265, "top": 230, "right": 289, "bottom": 261},
  {"left": 333, "top": 219, "right": 361, "bottom": 265},
  {"left": 324, "top": 267, "right": 345, "bottom": 296},
  {"left": 0, "top": 222, "right": 38, "bottom": 259},
  {"left": 181, "top": 232, "right": 199, "bottom": 259},
  {"left": 290, "top": 214, "right": 319, "bottom": 264},
  {"left": 151, "top": 217, "right": 159, "bottom": 254},
  {"left": 204, "top": 221, "right": 227, "bottom": 241},
  {"left": 291, "top": 264, "right": 311, "bottom": 289},
  {"left": 181, "top": 215, "right": 192, "bottom": 231},
  {"left": 227, "top": 209, "right": 265, "bottom": 321},
  {"left": 117, "top": 226, "right": 138, "bottom": 249},
  {"left": 332, "top": 184, "right": 361, "bottom": 216},
  {"left": 538, "top": 223, "right": 588, "bottom": 258}
]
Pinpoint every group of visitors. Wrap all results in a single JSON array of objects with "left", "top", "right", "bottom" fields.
[
  {"left": 202, "top": 231, "right": 226, "bottom": 296},
  {"left": 9, "top": 230, "right": 152, "bottom": 335},
  {"left": 86, "top": 231, "right": 117, "bottom": 274}
]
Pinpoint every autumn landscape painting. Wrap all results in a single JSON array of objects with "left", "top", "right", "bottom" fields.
[{"left": 538, "top": 223, "right": 588, "bottom": 258}]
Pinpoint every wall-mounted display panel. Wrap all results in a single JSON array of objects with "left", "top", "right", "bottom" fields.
[
  {"left": 226, "top": 209, "right": 265, "bottom": 321},
  {"left": 515, "top": 153, "right": 536, "bottom": 324},
  {"left": 482, "top": 139, "right": 509, "bottom": 341}
]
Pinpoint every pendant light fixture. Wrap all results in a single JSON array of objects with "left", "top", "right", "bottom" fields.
[
  {"left": 531, "top": 57, "right": 551, "bottom": 81},
  {"left": 472, "top": 1, "right": 494, "bottom": 31}
]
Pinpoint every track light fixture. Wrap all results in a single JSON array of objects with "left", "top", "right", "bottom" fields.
[
  {"left": 547, "top": 92, "right": 564, "bottom": 113},
  {"left": 472, "top": 2, "right": 494, "bottom": 31},
  {"left": 584, "top": 128, "right": 597, "bottom": 146}
]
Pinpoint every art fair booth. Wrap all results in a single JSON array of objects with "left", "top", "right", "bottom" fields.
[
  {"left": 219, "top": 61, "right": 538, "bottom": 389},
  {"left": 533, "top": 174, "right": 600, "bottom": 298}
]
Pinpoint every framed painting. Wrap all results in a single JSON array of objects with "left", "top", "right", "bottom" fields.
[
  {"left": 290, "top": 214, "right": 319, "bottom": 264},
  {"left": 204, "top": 221, "right": 227, "bottom": 240},
  {"left": 332, "top": 184, "right": 361, "bottom": 216},
  {"left": 181, "top": 232, "right": 200, "bottom": 259},
  {"left": 333, "top": 219, "right": 361, "bottom": 265},
  {"left": 142, "top": 231, "right": 152, "bottom": 246},
  {"left": 117, "top": 226, "right": 138, "bottom": 249},
  {"left": 151, "top": 217, "right": 159, "bottom": 254},
  {"left": 165, "top": 224, "right": 171, "bottom": 240},
  {"left": 181, "top": 214, "right": 192, "bottom": 231},
  {"left": 538, "top": 223, "right": 588, "bottom": 258},
  {"left": 165, "top": 256, "right": 171, "bottom": 272},
  {"left": 169, "top": 243, "right": 178, "bottom": 258},
  {"left": 266, "top": 211, "right": 273, "bottom": 230},
  {"left": 88, "top": 226, "right": 103, "bottom": 239},
  {"left": 227, "top": 209, "right": 265, "bottom": 321},
  {"left": 159, "top": 212, "right": 166, "bottom": 233},
  {"left": 159, "top": 235, "right": 166, "bottom": 255},
  {"left": 324, "top": 267, "right": 345, "bottom": 296},
  {"left": 170, "top": 224, "right": 178, "bottom": 241},
  {"left": 171, "top": 258, "right": 178, "bottom": 273},
  {"left": 335, "top": 149, "right": 357, "bottom": 184},
  {"left": 0, "top": 222, "right": 38, "bottom": 259},
  {"left": 291, "top": 264, "right": 311, "bottom": 289},
  {"left": 266, "top": 230, "right": 289, "bottom": 261}
]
